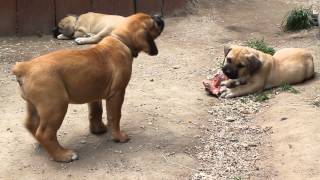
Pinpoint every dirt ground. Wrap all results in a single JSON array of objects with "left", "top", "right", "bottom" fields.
[{"left": 0, "top": 0, "right": 319, "bottom": 179}]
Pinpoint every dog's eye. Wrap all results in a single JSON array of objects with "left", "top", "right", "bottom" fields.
[
  {"left": 227, "top": 58, "right": 232, "bottom": 63},
  {"left": 237, "top": 64, "right": 245, "bottom": 68}
]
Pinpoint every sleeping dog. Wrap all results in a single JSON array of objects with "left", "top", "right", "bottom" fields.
[{"left": 53, "top": 12, "right": 125, "bottom": 45}]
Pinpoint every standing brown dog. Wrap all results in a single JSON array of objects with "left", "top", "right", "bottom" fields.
[{"left": 12, "top": 13, "right": 164, "bottom": 162}]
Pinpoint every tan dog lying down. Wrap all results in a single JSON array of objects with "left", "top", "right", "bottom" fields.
[
  {"left": 220, "top": 45, "right": 314, "bottom": 98},
  {"left": 12, "top": 13, "right": 164, "bottom": 162},
  {"left": 56, "top": 12, "right": 125, "bottom": 45}
]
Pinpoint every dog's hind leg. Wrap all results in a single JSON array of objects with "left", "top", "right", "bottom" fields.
[
  {"left": 24, "top": 101, "right": 40, "bottom": 137},
  {"left": 88, "top": 100, "right": 107, "bottom": 134},
  {"left": 75, "top": 35, "right": 102, "bottom": 45},
  {"left": 75, "top": 28, "right": 112, "bottom": 45},
  {"left": 35, "top": 101, "right": 78, "bottom": 162},
  {"left": 106, "top": 90, "right": 130, "bottom": 143}
]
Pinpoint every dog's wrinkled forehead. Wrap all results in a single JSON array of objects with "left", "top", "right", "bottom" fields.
[
  {"left": 58, "top": 15, "right": 76, "bottom": 27},
  {"left": 226, "top": 46, "right": 252, "bottom": 62},
  {"left": 127, "top": 13, "right": 164, "bottom": 31},
  {"left": 128, "top": 13, "right": 152, "bottom": 25}
]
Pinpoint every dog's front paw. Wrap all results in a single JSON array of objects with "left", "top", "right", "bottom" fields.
[
  {"left": 90, "top": 122, "right": 107, "bottom": 135},
  {"left": 221, "top": 79, "right": 240, "bottom": 88},
  {"left": 220, "top": 85, "right": 227, "bottom": 93},
  {"left": 75, "top": 37, "right": 88, "bottom": 45},
  {"left": 57, "top": 34, "right": 70, "bottom": 40},
  {"left": 52, "top": 149, "right": 79, "bottom": 163},
  {"left": 57, "top": 34, "right": 64, "bottom": 39},
  {"left": 220, "top": 80, "right": 229, "bottom": 87},
  {"left": 220, "top": 88, "right": 235, "bottom": 98},
  {"left": 112, "top": 131, "right": 130, "bottom": 143}
]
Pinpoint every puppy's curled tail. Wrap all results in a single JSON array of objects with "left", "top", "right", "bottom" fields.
[
  {"left": 11, "top": 61, "right": 28, "bottom": 77},
  {"left": 305, "top": 52, "right": 315, "bottom": 80},
  {"left": 11, "top": 62, "right": 29, "bottom": 98}
]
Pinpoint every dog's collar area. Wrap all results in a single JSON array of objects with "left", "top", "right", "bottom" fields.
[
  {"left": 110, "top": 34, "right": 138, "bottom": 57},
  {"left": 69, "top": 16, "right": 79, "bottom": 38}
]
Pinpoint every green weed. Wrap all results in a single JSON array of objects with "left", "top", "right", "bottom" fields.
[
  {"left": 254, "top": 91, "right": 271, "bottom": 102},
  {"left": 280, "top": 83, "right": 300, "bottom": 94},
  {"left": 246, "top": 38, "right": 275, "bottom": 55},
  {"left": 281, "top": 7, "right": 313, "bottom": 31}
]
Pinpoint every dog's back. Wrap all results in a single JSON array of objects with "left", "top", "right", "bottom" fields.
[
  {"left": 271, "top": 48, "right": 314, "bottom": 85},
  {"left": 77, "top": 12, "right": 124, "bottom": 34}
]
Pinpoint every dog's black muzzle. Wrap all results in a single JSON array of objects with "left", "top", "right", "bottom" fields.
[
  {"left": 222, "top": 64, "right": 239, "bottom": 79},
  {"left": 52, "top": 27, "right": 60, "bottom": 38},
  {"left": 152, "top": 14, "right": 165, "bottom": 32}
]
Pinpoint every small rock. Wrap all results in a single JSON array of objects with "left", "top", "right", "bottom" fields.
[
  {"left": 241, "top": 110, "right": 250, "bottom": 114},
  {"left": 150, "top": 79, "right": 154, "bottom": 82},
  {"left": 230, "top": 139, "right": 239, "bottom": 142},
  {"left": 226, "top": 116, "right": 235, "bottom": 122},
  {"left": 114, "top": 150, "right": 122, "bottom": 154},
  {"left": 280, "top": 117, "right": 288, "bottom": 121},
  {"left": 264, "top": 126, "right": 272, "bottom": 132},
  {"left": 80, "top": 140, "right": 86, "bottom": 144},
  {"left": 248, "top": 143, "right": 257, "bottom": 147},
  {"left": 172, "top": 66, "right": 180, "bottom": 69},
  {"left": 136, "top": 168, "right": 142, "bottom": 171},
  {"left": 167, "top": 152, "right": 176, "bottom": 156}
]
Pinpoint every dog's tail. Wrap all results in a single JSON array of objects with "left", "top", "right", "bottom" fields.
[
  {"left": 12, "top": 62, "right": 29, "bottom": 99},
  {"left": 11, "top": 61, "right": 29, "bottom": 77},
  {"left": 307, "top": 54, "right": 315, "bottom": 79},
  {"left": 303, "top": 50, "right": 315, "bottom": 80}
]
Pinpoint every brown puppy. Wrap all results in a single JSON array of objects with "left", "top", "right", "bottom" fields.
[
  {"left": 220, "top": 45, "right": 314, "bottom": 98},
  {"left": 12, "top": 13, "right": 164, "bottom": 162}
]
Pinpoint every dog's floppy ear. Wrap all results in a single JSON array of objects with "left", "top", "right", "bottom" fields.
[
  {"left": 247, "top": 54, "right": 262, "bottom": 75},
  {"left": 224, "top": 45, "right": 232, "bottom": 57}
]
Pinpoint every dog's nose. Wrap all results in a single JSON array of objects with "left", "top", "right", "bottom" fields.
[
  {"left": 152, "top": 14, "right": 165, "bottom": 31},
  {"left": 52, "top": 27, "right": 60, "bottom": 38},
  {"left": 222, "top": 67, "right": 231, "bottom": 76},
  {"left": 222, "top": 65, "right": 238, "bottom": 79},
  {"left": 222, "top": 67, "right": 230, "bottom": 75}
]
